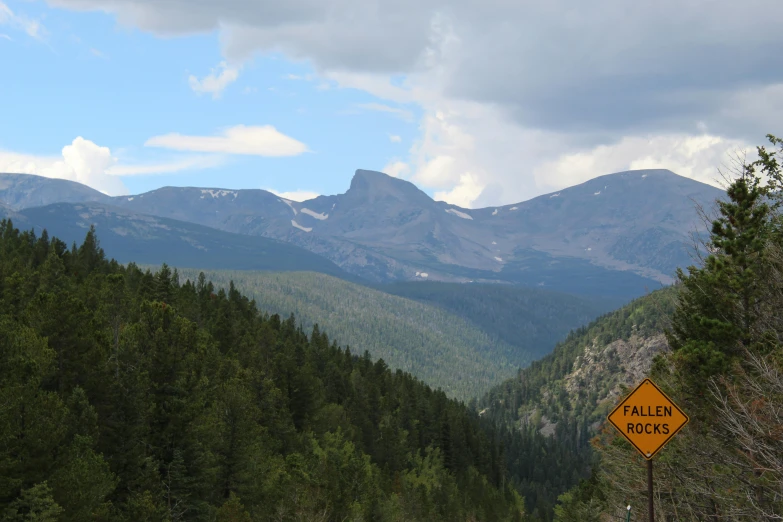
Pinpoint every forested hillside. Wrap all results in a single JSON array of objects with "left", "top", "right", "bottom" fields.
[
  {"left": 0, "top": 220, "right": 526, "bottom": 521},
  {"left": 481, "top": 288, "right": 676, "bottom": 428},
  {"left": 170, "top": 269, "right": 530, "bottom": 401},
  {"left": 477, "top": 287, "right": 676, "bottom": 521},
  {"left": 377, "top": 281, "right": 614, "bottom": 358},
  {"left": 553, "top": 134, "right": 783, "bottom": 520},
  {"left": 166, "top": 270, "right": 607, "bottom": 401}
]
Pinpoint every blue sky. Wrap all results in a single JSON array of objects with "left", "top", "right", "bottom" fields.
[
  {"left": 0, "top": 1, "right": 420, "bottom": 198},
  {"left": 1, "top": 0, "right": 781, "bottom": 207}
]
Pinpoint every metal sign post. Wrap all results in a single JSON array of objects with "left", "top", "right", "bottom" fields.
[
  {"left": 647, "top": 460, "right": 654, "bottom": 522},
  {"left": 607, "top": 378, "right": 689, "bottom": 522}
]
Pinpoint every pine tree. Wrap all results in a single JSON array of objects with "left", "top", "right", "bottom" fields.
[
  {"left": 3, "top": 482, "right": 64, "bottom": 522},
  {"left": 668, "top": 163, "right": 773, "bottom": 383}
]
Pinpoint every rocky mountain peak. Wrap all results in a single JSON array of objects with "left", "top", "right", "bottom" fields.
[{"left": 346, "top": 169, "right": 432, "bottom": 205}]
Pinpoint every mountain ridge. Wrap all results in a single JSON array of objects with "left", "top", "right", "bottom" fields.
[
  {"left": 0, "top": 168, "right": 723, "bottom": 299},
  {"left": 11, "top": 201, "right": 359, "bottom": 281}
]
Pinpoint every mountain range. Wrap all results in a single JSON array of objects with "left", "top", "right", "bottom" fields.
[{"left": 0, "top": 168, "right": 722, "bottom": 300}]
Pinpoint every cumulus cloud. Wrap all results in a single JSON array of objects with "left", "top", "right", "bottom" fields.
[
  {"left": 0, "top": 137, "right": 127, "bottom": 195},
  {"left": 44, "top": 0, "right": 783, "bottom": 205},
  {"left": 265, "top": 188, "right": 320, "bottom": 201},
  {"left": 0, "top": 138, "right": 229, "bottom": 195},
  {"left": 532, "top": 134, "right": 754, "bottom": 194},
  {"left": 434, "top": 173, "right": 485, "bottom": 208},
  {"left": 145, "top": 125, "right": 309, "bottom": 156},
  {"left": 189, "top": 61, "right": 240, "bottom": 98},
  {"left": 382, "top": 161, "right": 410, "bottom": 178}
]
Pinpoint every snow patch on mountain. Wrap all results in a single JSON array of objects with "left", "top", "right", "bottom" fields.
[
  {"left": 510, "top": 206, "right": 518, "bottom": 211},
  {"left": 301, "top": 208, "right": 329, "bottom": 220},
  {"left": 201, "top": 189, "right": 237, "bottom": 199},
  {"left": 492, "top": 209, "right": 498, "bottom": 215},
  {"left": 279, "top": 199, "right": 298, "bottom": 215},
  {"left": 494, "top": 256, "right": 504, "bottom": 262},
  {"left": 415, "top": 272, "right": 429, "bottom": 278},
  {"left": 291, "top": 220, "right": 312, "bottom": 232},
  {"left": 549, "top": 193, "right": 560, "bottom": 198},
  {"left": 445, "top": 208, "right": 473, "bottom": 220}
]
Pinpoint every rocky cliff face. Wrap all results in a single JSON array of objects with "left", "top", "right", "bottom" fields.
[
  {"left": 564, "top": 333, "right": 670, "bottom": 429},
  {"left": 480, "top": 288, "right": 678, "bottom": 438}
]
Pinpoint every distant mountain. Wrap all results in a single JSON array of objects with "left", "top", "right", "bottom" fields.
[
  {"left": 0, "top": 173, "right": 111, "bottom": 209},
  {"left": 0, "top": 200, "right": 24, "bottom": 221},
  {"left": 0, "top": 168, "right": 723, "bottom": 300},
  {"left": 107, "top": 169, "right": 721, "bottom": 298},
  {"left": 14, "top": 202, "right": 354, "bottom": 280}
]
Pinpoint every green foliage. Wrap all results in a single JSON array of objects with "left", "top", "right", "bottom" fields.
[
  {"left": 0, "top": 220, "right": 526, "bottom": 521},
  {"left": 172, "top": 268, "right": 541, "bottom": 401},
  {"left": 478, "top": 287, "right": 676, "bottom": 520},
  {"left": 668, "top": 165, "right": 773, "bottom": 385},
  {"left": 552, "top": 470, "right": 606, "bottom": 522},
  {"left": 216, "top": 493, "right": 252, "bottom": 522},
  {"left": 2, "top": 483, "right": 63, "bottom": 522},
  {"left": 578, "top": 134, "right": 783, "bottom": 520},
  {"left": 378, "top": 281, "right": 613, "bottom": 358}
]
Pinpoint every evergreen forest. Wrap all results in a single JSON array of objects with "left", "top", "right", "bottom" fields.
[
  {"left": 2, "top": 134, "right": 781, "bottom": 521},
  {"left": 0, "top": 220, "right": 526, "bottom": 521}
]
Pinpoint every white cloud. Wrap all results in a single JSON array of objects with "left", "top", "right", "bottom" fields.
[
  {"left": 357, "top": 103, "right": 414, "bottom": 122},
  {"left": 43, "top": 0, "right": 783, "bottom": 206},
  {"left": 145, "top": 125, "right": 309, "bottom": 156},
  {"left": 0, "top": 1, "right": 46, "bottom": 40},
  {"left": 0, "top": 137, "right": 127, "bottom": 195},
  {"left": 265, "top": 188, "right": 320, "bottom": 201},
  {"left": 0, "top": 138, "right": 230, "bottom": 195},
  {"left": 188, "top": 61, "right": 240, "bottom": 99},
  {"left": 532, "top": 134, "right": 753, "bottom": 194},
  {"left": 434, "top": 173, "right": 485, "bottom": 208},
  {"left": 0, "top": 33, "right": 11, "bottom": 41},
  {"left": 388, "top": 134, "right": 402, "bottom": 143},
  {"left": 382, "top": 161, "right": 410, "bottom": 178}
]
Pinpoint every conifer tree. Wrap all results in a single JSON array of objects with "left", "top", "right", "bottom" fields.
[{"left": 668, "top": 159, "right": 773, "bottom": 383}]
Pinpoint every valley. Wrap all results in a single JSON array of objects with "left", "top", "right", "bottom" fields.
[
  {"left": 4, "top": 1, "right": 781, "bottom": 519},
  {"left": 3, "top": 146, "right": 782, "bottom": 521},
  {"left": 168, "top": 269, "right": 611, "bottom": 400}
]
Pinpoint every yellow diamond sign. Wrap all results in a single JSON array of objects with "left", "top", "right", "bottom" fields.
[{"left": 607, "top": 378, "right": 689, "bottom": 460}]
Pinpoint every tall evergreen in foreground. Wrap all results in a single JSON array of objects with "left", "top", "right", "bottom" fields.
[
  {"left": 556, "top": 134, "right": 783, "bottom": 520},
  {"left": 0, "top": 223, "right": 525, "bottom": 521}
]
